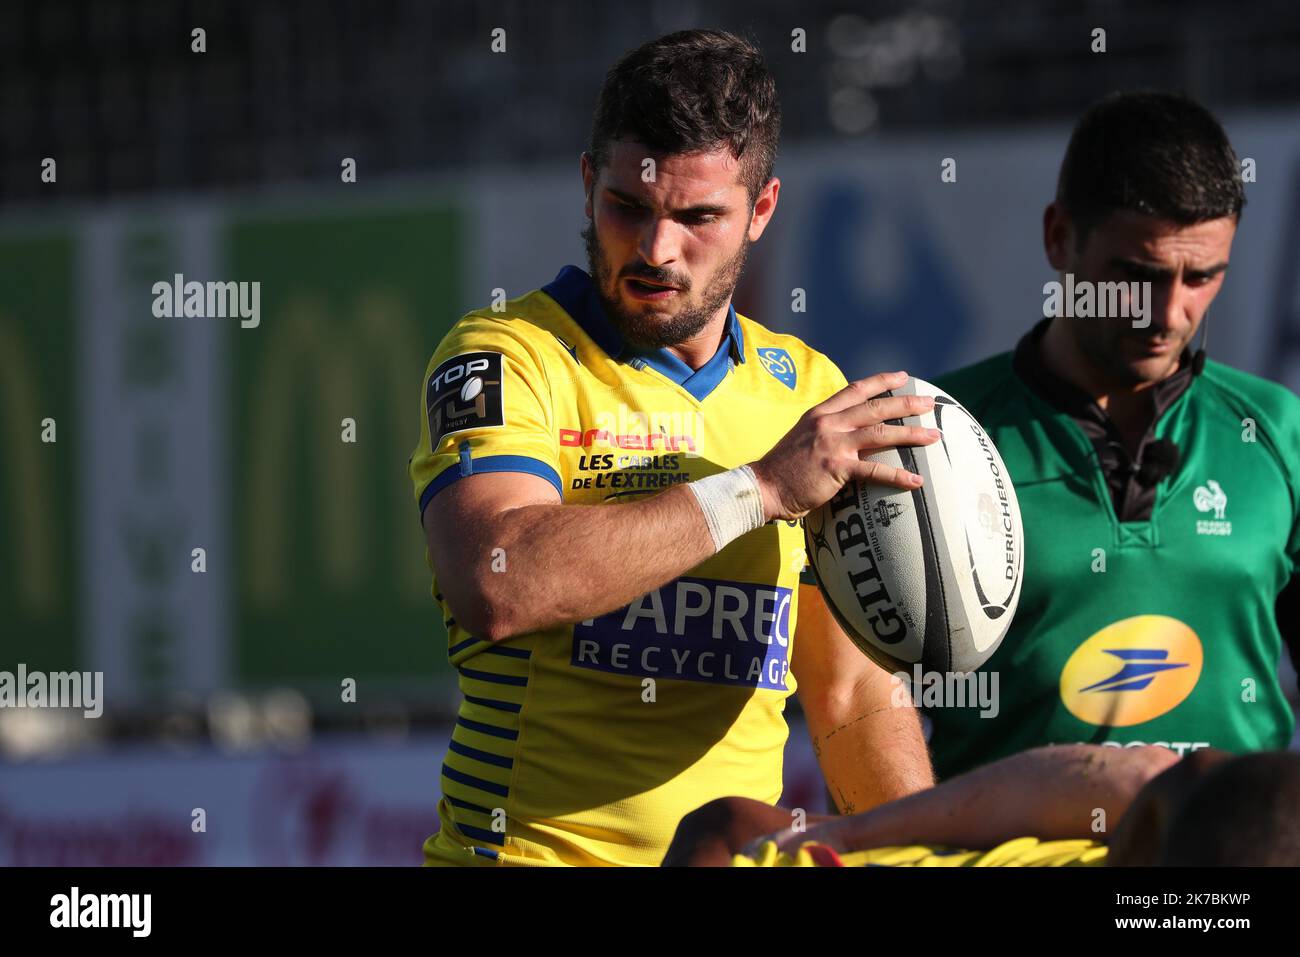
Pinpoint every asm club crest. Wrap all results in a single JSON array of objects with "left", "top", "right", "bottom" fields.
[{"left": 757, "top": 347, "right": 797, "bottom": 389}]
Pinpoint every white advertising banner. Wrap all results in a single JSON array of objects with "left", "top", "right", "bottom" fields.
[{"left": 0, "top": 736, "right": 445, "bottom": 866}]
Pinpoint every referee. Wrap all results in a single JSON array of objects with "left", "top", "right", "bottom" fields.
[{"left": 928, "top": 91, "right": 1300, "bottom": 778}]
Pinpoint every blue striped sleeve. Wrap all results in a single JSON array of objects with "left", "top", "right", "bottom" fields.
[{"left": 419, "top": 453, "right": 563, "bottom": 516}]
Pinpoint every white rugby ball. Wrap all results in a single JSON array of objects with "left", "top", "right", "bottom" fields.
[{"left": 804, "top": 377, "right": 1023, "bottom": 674}]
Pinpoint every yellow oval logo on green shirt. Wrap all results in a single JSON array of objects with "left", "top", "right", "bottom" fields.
[{"left": 1059, "top": 615, "right": 1202, "bottom": 727}]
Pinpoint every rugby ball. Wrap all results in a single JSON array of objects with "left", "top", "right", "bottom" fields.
[{"left": 804, "top": 377, "right": 1023, "bottom": 674}]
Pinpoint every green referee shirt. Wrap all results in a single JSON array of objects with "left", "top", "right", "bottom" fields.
[{"left": 926, "top": 326, "right": 1300, "bottom": 779}]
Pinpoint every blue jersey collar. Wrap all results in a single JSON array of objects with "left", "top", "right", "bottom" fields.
[{"left": 541, "top": 265, "right": 745, "bottom": 401}]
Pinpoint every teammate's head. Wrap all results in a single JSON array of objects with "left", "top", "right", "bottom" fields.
[
  {"left": 1108, "top": 749, "right": 1300, "bottom": 865},
  {"left": 581, "top": 30, "right": 781, "bottom": 351},
  {"left": 1160, "top": 751, "right": 1300, "bottom": 865},
  {"left": 1043, "top": 91, "right": 1244, "bottom": 390}
]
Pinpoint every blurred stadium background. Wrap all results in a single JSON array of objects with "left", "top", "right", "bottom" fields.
[{"left": 2, "top": 0, "right": 1299, "bottom": 864}]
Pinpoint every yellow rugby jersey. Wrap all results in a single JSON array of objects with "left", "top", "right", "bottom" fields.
[
  {"left": 409, "top": 265, "right": 849, "bottom": 866},
  {"left": 734, "top": 837, "right": 1109, "bottom": 868}
]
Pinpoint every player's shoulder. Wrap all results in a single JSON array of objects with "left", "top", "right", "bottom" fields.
[
  {"left": 933, "top": 351, "right": 1017, "bottom": 413},
  {"left": 429, "top": 288, "right": 576, "bottom": 372},
  {"left": 1199, "top": 359, "right": 1300, "bottom": 425},
  {"left": 736, "top": 312, "right": 849, "bottom": 397}
]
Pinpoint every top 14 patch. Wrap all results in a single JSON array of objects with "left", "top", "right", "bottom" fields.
[{"left": 426, "top": 351, "right": 505, "bottom": 448}]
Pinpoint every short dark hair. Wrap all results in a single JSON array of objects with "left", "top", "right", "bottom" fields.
[
  {"left": 588, "top": 30, "right": 781, "bottom": 207},
  {"left": 1161, "top": 752, "right": 1300, "bottom": 866},
  {"left": 1056, "top": 90, "right": 1245, "bottom": 243}
]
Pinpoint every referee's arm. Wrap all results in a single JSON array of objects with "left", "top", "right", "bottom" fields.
[{"left": 790, "top": 584, "right": 934, "bottom": 814}]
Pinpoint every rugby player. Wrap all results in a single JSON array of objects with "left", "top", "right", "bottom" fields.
[
  {"left": 926, "top": 91, "right": 1300, "bottom": 777},
  {"left": 667, "top": 745, "right": 1300, "bottom": 866},
  {"left": 408, "top": 30, "right": 939, "bottom": 866}
]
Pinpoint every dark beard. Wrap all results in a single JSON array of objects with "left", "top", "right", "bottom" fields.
[
  {"left": 1071, "top": 318, "right": 1185, "bottom": 388},
  {"left": 582, "top": 218, "right": 749, "bottom": 350}
]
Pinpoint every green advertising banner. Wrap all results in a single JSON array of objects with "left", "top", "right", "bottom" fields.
[
  {"left": 0, "top": 234, "right": 78, "bottom": 672},
  {"left": 225, "top": 205, "right": 463, "bottom": 697}
]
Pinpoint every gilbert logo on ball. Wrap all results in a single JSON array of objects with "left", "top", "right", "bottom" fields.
[{"left": 805, "top": 377, "right": 1024, "bottom": 674}]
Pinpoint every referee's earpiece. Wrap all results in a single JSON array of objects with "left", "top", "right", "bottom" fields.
[{"left": 1192, "top": 313, "right": 1210, "bottom": 376}]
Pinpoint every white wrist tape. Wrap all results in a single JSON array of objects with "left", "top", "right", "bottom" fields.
[{"left": 687, "top": 464, "right": 767, "bottom": 552}]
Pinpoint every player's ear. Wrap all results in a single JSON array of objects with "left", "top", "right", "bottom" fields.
[
  {"left": 747, "top": 176, "right": 780, "bottom": 242},
  {"left": 1043, "top": 201, "right": 1072, "bottom": 272}
]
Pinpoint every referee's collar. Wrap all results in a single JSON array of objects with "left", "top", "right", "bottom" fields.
[{"left": 542, "top": 265, "right": 745, "bottom": 394}]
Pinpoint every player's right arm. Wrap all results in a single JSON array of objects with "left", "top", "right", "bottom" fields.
[
  {"left": 412, "top": 319, "right": 938, "bottom": 643},
  {"left": 425, "top": 472, "right": 713, "bottom": 641}
]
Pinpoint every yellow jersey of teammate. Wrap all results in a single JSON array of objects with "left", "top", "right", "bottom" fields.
[
  {"left": 409, "top": 265, "right": 848, "bottom": 866},
  {"left": 734, "top": 837, "right": 1109, "bottom": 867}
]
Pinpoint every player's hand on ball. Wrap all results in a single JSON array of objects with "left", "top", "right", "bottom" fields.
[{"left": 750, "top": 370, "right": 940, "bottom": 522}]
